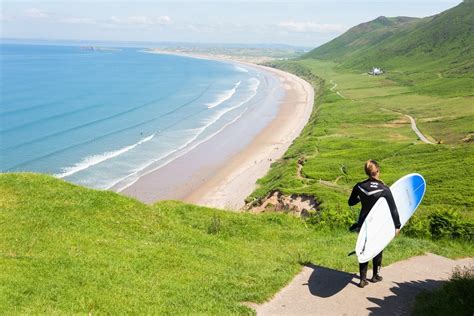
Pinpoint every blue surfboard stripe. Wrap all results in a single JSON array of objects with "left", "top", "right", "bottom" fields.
[{"left": 411, "top": 174, "right": 426, "bottom": 205}]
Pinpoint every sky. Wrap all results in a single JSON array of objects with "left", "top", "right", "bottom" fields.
[{"left": 0, "top": 0, "right": 463, "bottom": 48}]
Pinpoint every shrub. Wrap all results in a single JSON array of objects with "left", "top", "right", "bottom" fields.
[
  {"left": 428, "top": 210, "right": 473, "bottom": 241},
  {"left": 403, "top": 214, "right": 431, "bottom": 239},
  {"left": 306, "top": 203, "right": 356, "bottom": 229},
  {"left": 413, "top": 265, "right": 474, "bottom": 316},
  {"left": 307, "top": 206, "right": 473, "bottom": 242},
  {"left": 207, "top": 215, "right": 221, "bottom": 235}
]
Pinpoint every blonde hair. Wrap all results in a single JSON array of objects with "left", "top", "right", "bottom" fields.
[{"left": 364, "top": 159, "right": 380, "bottom": 180}]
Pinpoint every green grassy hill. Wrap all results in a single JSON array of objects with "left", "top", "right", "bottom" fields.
[
  {"left": 253, "top": 2, "right": 473, "bottom": 234},
  {"left": 3, "top": 173, "right": 469, "bottom": 314},
  {"left": 1, "top": 2, "right": 473, "bottom": 314},
  {"left": 304, "top": 16, "right": 420, "bottom": 61},
  {"left": 304, "top": 1, "right": 474, "bottom": 96}
]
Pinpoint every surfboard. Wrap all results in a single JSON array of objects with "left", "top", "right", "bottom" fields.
[{"left": 355, "top": 173, "right": 426, "bottom": 263}]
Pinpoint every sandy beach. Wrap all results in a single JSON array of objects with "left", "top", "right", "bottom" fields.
[{"left": 121, "top": 53, "right": 314, "bottom": 210}]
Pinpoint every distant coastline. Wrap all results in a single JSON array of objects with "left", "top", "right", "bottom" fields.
[{"left": 142, "top": 47, "right": 290, "bottom": 64}]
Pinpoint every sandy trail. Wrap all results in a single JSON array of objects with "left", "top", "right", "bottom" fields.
[
  {"left": 405, "top": 114, "right": 436, "bottom": 144},
  {"left": 255, "top": 253, "right": 472, "bottom": 315},
  {"left": 380, "top": 107, "right": 436, "bottom": 144},
  {"left": 329, "top": 80, "right": 345, "bottom": 99}
]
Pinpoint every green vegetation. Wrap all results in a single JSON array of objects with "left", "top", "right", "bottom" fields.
[
  {"left": 1, "top": 173, "right": 471, "bottom": 313},
  {"left": 1, "top": 2, "right": 472, "bottom": 314},
  {"left": 304, "top": 1, "right": 474, "bottom": 97},
  {"left": 252, "top": 2, "right": 473, "bottom": 241},
  {"left": 251, "top": 60, "right": 473, "bottom": 221},
  {"left": 413, "top": 266, "right": 474, "bottom": 316}
]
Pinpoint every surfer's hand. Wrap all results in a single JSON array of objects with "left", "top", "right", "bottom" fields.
[{"left": 395, "top": 229, "right": 400, "bottom": 236}]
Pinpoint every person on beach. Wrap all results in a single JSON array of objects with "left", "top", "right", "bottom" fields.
[{"left": 348, "top": 160, "right": 401, "bottom": 288}]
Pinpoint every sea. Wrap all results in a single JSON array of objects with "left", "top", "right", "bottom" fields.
[{"left": 0, "top": 43, "right": 278, "bottom": 190}]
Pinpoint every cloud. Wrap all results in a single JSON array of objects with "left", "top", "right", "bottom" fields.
[
  {"left": 158, "top": 16, "right": 171, "bottom": 24},
  {"left": 59, "top": 17, "right": 97, "bottom": 25},
  {"left": 20, "top": 9, "right": 170, "bottom": 28},
  {"left": 108, "top": 15, "right": 171, "bottom": 26},
  {"left": 278, "top": 21, "right": 346, "bottom": 33},
  {"left": 0, "top": 14, "right": 14, "bottom": 22},
  {"left": 24, "top": 8, "right": 49, "bottom": 19}
]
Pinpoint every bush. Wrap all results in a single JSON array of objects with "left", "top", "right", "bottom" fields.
[
  {"left": 428, "top": 210, "right": 473, "bottom": 241},
  {"left": 207, "top": 215, "right": 221, "bottom": 235},
  {"left": 413, "top": 266, "right": 474, "bottom": 316},
  {"left": 403, "top": 209, "right": 473, "bottom": 241},
  {"left": 403, "top": 214, "right": 431, "bottom": 239},
  {"left": 306, "top": 204, "right": 356, "bottom": 229}
]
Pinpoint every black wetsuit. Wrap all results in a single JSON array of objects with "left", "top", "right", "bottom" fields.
[{"left": 348, "top": 178, "right": 401, "bottom": 280}]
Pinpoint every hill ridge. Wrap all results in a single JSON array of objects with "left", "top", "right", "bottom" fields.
[{"left": 304, "top": 2, "right": 473, "bottom": 72}]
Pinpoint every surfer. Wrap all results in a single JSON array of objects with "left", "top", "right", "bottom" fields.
[{"left": 348, "top": 160, "right": 401, "bottom": 288}]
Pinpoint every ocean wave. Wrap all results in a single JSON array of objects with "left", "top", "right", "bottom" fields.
[
  {"left": 206, "top": 81, "right": 241, "bottom": 109},
  {"left": 1, "top": 91, "right": 91, "bottom": 117},
  {"left": 54, "top": 133, "right": 155, "bottom": 178},
  {"left": 207, "top": 78, "right": 259, "bottom": 122},
  {"left": 234, "top": 65, "right": 249, "bottom": 73},
  {"left": 110, "top": 78, "right": 260, "bottom": 191},
  {"left": 248, "top": 77, "right": 260, "bottom": 91},
  {"left": 4, "top": 82, "right": 213, "bottom": 166},
  {"left": 1, "top": 82, "right": 182, "bottom": 134},
  {"left": 113, "top": 108, "right": 250, "bottom": 192}
]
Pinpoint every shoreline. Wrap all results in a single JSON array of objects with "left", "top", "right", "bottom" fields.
[{"left": 121, "top": 52, "right": 314, "bottom": 209}]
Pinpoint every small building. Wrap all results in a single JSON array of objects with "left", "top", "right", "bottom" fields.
[{"left": 369, "top": 67, "right": 384, "bottom": 75}]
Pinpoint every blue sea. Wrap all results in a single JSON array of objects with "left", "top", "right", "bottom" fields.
[{"left": 0, "top": 44, "right": 275, "bottom": 190}]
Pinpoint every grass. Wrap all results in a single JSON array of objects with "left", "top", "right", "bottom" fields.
[
  {"left": 251, "top": 59, "right": 474, "bottom": 222},
  {"left": 1, "top": 4, "right": 472, "bottom": 311},
  {"left": 1, "top": 173, "right": 472, "bottom": 314},
  {"left": 413, "top": 266, "right": 474, "bottom": 316},
  {"left": 304, "top": 1, "right": 474, "bottom": 97}
]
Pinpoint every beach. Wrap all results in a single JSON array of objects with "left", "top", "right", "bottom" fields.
[{"left": 121, "top": 54, "right": 314, "bottom": 209}]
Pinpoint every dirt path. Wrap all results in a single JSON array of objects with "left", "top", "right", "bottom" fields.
[
  {"left": 255, "top": 253, "right": 472, "bottom": 315},
  {"left": 380, "top": 107, "right": 436, "bottom": 144},
  {"left": 330, "top": 80, "right": 345, "bottom": 99},
  {"left": 405, "top": 115, "right": 436, "bottom": 145}
]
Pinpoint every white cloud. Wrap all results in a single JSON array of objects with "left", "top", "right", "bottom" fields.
[
  {"left": 24, "top": 8, "right": 49, "bottom": 19},
  {"left": 108, "top": 15, "right": 171, "bottom": 26},
  {"left": 157, "top": 16, "right": 171, "bottom": 24},
  {"left": 0, "top": 14, "right": 14, "bottom": 22},
  {"left": 125, "top": 16, "right": 153, "bottom": 25},
  {"left": 59, "top": 17, "right": 97, "bottom": 25},
  {"left": 278, "top": 21, "right": 346, "bottom": 33}
]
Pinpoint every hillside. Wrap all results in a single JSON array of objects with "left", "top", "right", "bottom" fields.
[
  {"left": 252, "top": 3, "right": 473, "bottom": 238},
  {"left": 304, "top": 16, "right": 420, "bottom": 60},
  {"left": 1, "top": 2, "right": 473, "bottom": 313},
  {"left": 1, "top": 173, "right": 471, "bottom": 313},
  {"left": 304, "top": 1, "right": 474, "bottom": 96}
]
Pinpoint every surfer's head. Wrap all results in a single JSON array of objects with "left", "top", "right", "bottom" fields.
[{"left": 364, "top": 159, "right": 380, "bottom": 180}]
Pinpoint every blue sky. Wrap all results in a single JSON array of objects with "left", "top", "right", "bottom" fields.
[{"left": 1, "top": 1, "right": 462, "bottom": 47}]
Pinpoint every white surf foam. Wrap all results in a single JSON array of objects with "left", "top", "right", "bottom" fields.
[
  {"left": 206, "top": 81, "right": 241, "bottom": 109},
  {"left": 247, "top": 77, "right": 260, "bottom": 91},
  {"left": 113, "top": 108, "right": 250, "bottom": 192},
  {"left": 234, "top": 65, "right": 249, "bottom": 73},
  {"left": 54, "top": 134, "right": 155, "bottom": 178},
  {"left": 109, "top": 77, "right": 261, "bottom": 191}
]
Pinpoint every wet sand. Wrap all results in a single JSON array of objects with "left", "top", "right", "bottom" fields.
[{"left": 121, "top": 54, "right": 314, "bottom": 210}]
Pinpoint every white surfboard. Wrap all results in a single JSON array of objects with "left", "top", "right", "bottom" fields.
[{"left": 355, "top": 173, "right": 426, "bottom": 263}]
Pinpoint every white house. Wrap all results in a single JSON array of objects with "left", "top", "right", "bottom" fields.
[{"left": 369, "top": 67, "right": 384, "bottom": 75}]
